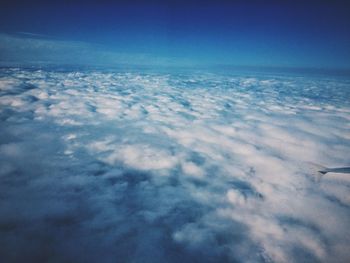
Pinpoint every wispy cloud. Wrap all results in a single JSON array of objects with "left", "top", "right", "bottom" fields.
[
  {"left": 0, "top": 33, "right": 182, "bottom": 67},
  {"left": 16, "top": 31, "right": 52, "bottom": 38}
]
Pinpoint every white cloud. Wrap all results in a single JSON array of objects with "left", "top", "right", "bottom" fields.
[{"left": 0, "top": 68, "right": 349, "bottom": 262}]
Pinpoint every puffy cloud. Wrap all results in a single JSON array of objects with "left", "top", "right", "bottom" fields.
[{"left": 0, "top": 67, "right": 349, "bottom": 262}]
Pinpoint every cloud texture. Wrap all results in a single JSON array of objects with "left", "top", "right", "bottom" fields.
[{"left": 0, "top": 68, "right": 350, "bottom": 262}]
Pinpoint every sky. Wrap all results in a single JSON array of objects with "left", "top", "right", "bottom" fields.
[
  {"left": 0, "top": 0, "right": 350, "bottom": 69},
  {"left": 1, "top": 2, "right": 350, "bottom": 262}
]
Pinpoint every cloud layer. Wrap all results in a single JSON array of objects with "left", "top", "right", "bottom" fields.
[{"left": 0, "top": 68, "right": 350, "bottom": 262}]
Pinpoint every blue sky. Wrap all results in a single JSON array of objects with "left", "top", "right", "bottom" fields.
[{"left": 0, "top": 0, "right": 350, "bottom": 69}]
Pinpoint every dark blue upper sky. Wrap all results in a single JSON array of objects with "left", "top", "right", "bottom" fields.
[{"left": 1, "top": 0, "right": 350, "bottom": 69}]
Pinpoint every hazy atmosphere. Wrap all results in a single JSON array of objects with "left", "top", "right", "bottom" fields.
[{"left": 1, "top": 1, "right": 350, "bottom": 263}]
